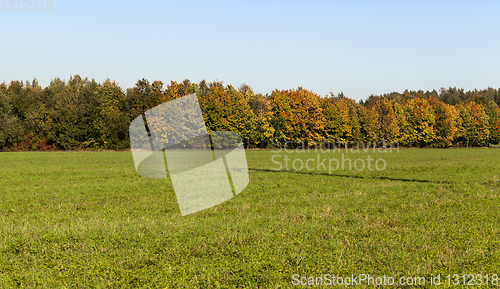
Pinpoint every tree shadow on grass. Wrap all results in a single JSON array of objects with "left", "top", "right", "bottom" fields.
[{"left": 248, "top": 168, "right": 454, "bottom": 185}]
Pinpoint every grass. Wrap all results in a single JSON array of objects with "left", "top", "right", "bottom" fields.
[{"left": 0, "top": 148, "right": 499, "bottom": 288}]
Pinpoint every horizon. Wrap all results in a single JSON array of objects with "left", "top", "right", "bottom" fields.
[
  {"left": 2, "top": 75, "right": 498, "bottom": 101},
  {"left": 2, "top": 0, "right": 499, "bottom": 101}
]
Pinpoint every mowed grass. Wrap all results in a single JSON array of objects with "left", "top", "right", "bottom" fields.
[{"left": 0, "top": 148, "right": 499, "bottom": 288}]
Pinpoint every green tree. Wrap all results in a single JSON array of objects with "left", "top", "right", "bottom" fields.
[
  {"left": 93, "top": 79, "right": 128, "bottom": 149},
  {"left": 0, "top": 87, "right": 24, "bottom": 149},
  {"left": 46, "top": 75, "right": 99, "bottom": 150}
]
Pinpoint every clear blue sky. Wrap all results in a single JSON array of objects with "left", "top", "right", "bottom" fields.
[{"left": 1, "top": 0, "right": 499, "bottom": 100}]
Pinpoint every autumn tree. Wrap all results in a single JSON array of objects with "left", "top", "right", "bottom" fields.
[
  {"left": 269, "top": 88, "right": 325, "bottom": 147},
  {"left": 358, "top": 105, "right": 380, "bottom": 143},
  {"left": 197, "top": 81, "right": 255, "bottom": 148},
  {"left": 247, "top": 93, "right": 274, "bottom": 148},
  {"left": 428, "top": 98, "right": 458, "bottom": 147},
  {"left": 402, "top": 97, "right": 437, "bottom": 147},
  {"left": 163, "top": 79, "right": 198, "bottom": 102},
  {"left": 469, "top": 96, "right": 500, "bottom": 145},
  {"left": 321, "top": 94, "right": 353, "bottom": 145},
  {"left": 366, "top": 95, "right": 400, "bottom": 143}
]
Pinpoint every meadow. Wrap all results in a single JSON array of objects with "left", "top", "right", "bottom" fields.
[{"left": 0, "top": 148, "right": 499, "bottom": 288}]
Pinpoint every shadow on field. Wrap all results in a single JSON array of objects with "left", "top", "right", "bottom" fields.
[{"left": 248, "top": 168, "right": 453, "bottom": 184}]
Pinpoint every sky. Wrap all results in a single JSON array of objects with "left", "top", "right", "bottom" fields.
[{"left": 1, "top": 0, "right": 499, "bottom": 101}]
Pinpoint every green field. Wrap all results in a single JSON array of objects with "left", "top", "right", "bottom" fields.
[{"left": 1, "top": 148, "right": 499, "bottom": 288}]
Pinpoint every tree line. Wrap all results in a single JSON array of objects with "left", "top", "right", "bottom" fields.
[{"left": 1, "top": 75, "right": 499, "bottom": 151}]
